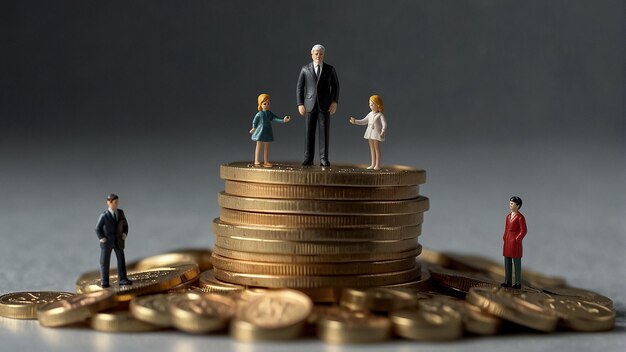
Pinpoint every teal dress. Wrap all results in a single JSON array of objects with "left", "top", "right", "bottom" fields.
[{"left": 251, "top": 110, "right": 286, "bottom": 142}]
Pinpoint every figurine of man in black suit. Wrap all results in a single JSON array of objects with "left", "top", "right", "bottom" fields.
[
  {"left": 297, "top": 44, "right": 340, "bottom": 167},
  {"left": 95, "top": 194, "right": 132, "bottom": 287}
]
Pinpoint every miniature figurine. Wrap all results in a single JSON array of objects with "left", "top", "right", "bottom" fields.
[
  {"left": 250, "top": 93, "right": 291, "bottom": 167},
  {"left": 296, "top": 44, "right": 340, "bottom": 167},
  {"left": 95, "top": 194, "right": 132, "bottom": 287},
  {"left": 501, "top": 196, "right": 527, "bottom": 289},
  {"left": 349, "top": 95, "right": 387, "bottom": 170}
]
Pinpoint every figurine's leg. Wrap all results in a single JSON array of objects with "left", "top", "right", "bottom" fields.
[
  {"left": 513, "top": 258, "right": 522, "bottom": 286},
  {"left": 303, "top": 111, "right": 317, "bottom": 165},
  {"left": 254, "top": 142, "right": 262, "bottom": 165},
  {"left": 100, "top": 246, "right": 112, "bottom": 286},
  {"left": 367, "top": 140, "right": 375, "bottom": 169},
  {"left": 373, "top": 140, "right": 381, "bottom": 170},
  {"left": 263, "top": 143, "right": 272, "bottom": 167},
  {"left": 113, "top": 247, "right": 129, "bottom": 280},
  {"left": 502, "top": 257, "right": 512, "bottom": 286},
  {"left": 318, "top": 111, "right": 330, "bottom": 166}
]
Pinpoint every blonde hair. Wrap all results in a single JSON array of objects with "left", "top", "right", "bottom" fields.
[
  {"left": 257, "top": 93, "right": 270, "bottom": 111},
  {"left": 369, "top": 95, "right": 383, "bottom": 112}
]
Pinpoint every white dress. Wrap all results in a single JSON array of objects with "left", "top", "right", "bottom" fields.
[{"left": 353, "top": 111, "right": 386, "bottom": 141}]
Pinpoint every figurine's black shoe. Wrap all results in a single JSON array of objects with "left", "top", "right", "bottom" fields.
[
  {"left": 101, "top": 283, "right": 110, "bottom": 288},
  {"left": 512, "top": 284, "right": 522, "bottom": 289},
  {"left": 302, "top": 159, "right": 313, "bottom": 166},
  {"left": 118, "top": 279, "right": 133, "bottom": 286},
  {"left": 320, "top": 159, "right": 331, "bottom": 167},
  {"left": 500, "top": 282, "right": 512, "bottom": 288}
]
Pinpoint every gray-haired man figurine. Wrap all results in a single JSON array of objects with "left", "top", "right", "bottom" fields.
[
  {"left": 297, "top": 44, "right": 340, "bottom": 167},
  {"left": 95, "top": 194, "right": 132, "bottom": 287}
]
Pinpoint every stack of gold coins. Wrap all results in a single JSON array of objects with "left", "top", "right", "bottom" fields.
[{"left": 211, "top": 162, "right": 429, "bottom": 299}]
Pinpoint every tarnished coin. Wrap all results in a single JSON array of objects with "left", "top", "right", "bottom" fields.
[
  {"left": 224, "top": 180, "right": 419, "bottom": 200},
  {"left": 466, "top": 287, "right": 558, "bottom": 332},
  {"left": 218, "top": 192, "right": 429, "bottom": 215},
  {"left": 390, "top": 301, "right": 463, "bottom": 341},
  {"left": 214, "top": 235, "right": 419, "bottom": 255},
  {"left": 212, "top": 218, "right": 421, "bottom": 242},
  {"left": 341, "top": 288, "right": 419, "bottom": 313},
  {"left": 231, "top": 289, "right": 313, "bottom": 341},
  {"left": 542, "top": 286, "right": 613, "bottom": 309},
  {"left": 213, "top": 246, "right": 421, "bottom": 263},
  {"left": 214, "top": 266, "right": 421, "bottom": 289},
  {"left": 76, "top": 264, "right": 201, "bottom": 301},
  {"left": 37, "top": 290, "right": 117, "bottom": 327},
  {"left": 198, "top": 270, "right": 246, "bottom": 296},
  {"left": 129, "top": 294, "right": 174, "bottom": 327},
  {"left": 541, "top": 298, "right": 615, "bottom": 332},
  {"left": 211, "top": 254, "right": 417, "bottom": 276},
  {"left": 220, "top": 208, "right": 424, "bottom": 228},
  {"left": 169, "top": 292, "right": 236, "bottom": 333},
  {"left": 0, "top": 292, "right": 74, "bottom": 319},
  {"left": 220, "top": 162, "right": 426, "bottom": 186},
  {"left": 91, "top": 310, "right": 161, "bottom": 332},
  {"left": 316, "top": 306, "right": 391, "bottom": 344}
]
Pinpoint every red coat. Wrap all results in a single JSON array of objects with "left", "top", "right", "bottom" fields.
[{"left": 503, "top": 212, "right": 527, "bottom": 258}]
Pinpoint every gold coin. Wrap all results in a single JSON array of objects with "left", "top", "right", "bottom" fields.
[
  {"left": 220, "top": 162, "right": 426, "bottom": 186},
  {"left": 541, "top": 298, "right": 615, "bottom": 332},
  {"left": 214, "top": 266, "right": 421, "bottom": 289},
  {"left": 129, "top": 294, "right": 174, "bottom": 327},
  {"left": 211, "top": 254, "right": 417, "bottom": 275},
  {"left": 542, "top": 286, "right": 613, "bottom": 309},
  {"left": 212, "top": 218, "right": 421, "bottom": 241},
  {"left": 231, "top": 289, "right": 312, "bottom": 341},
  {"left": 0, "top": 292, "right": 74, "bottom": 320},
  {"left": 214, "top": 235, "right": 419, "bottom": 254},
  {"left": 428, "top": 264, "right": 502, "bottom": 293},
  {"left": 443, "top": 299, "right": 502, "bottom": 335},
  {"left": 225, "top": 180, "right": 419, "bottom": 200},
  {"left": 296, "top": 288, "right": 342, "bottom": 303},
  {"left": 220, "top": 208, "right": 424, "bottom": 228},
  {"left": 198, "top": 270, "right": 246, "bottom": 296},
  {"left": 466, "top": 287, "right": 558, "bottom": 332},
  {"left": 169, "top": 292, "right": 236, "bottom": 333},
  {"left": 390, "top": 301, "right": 463, "bottom": 341},
  {"left": 213, "top": 245, "right": 421, "bottom": 263},
  {"left": 167, "top": 279, "right": 201, "bottom": 294},
  {"left": 218, "top": 192, "right": 429, "bottom": 215},
  {"left": 316, "top": 306, "right": 391, "bottom": 344},
  {"left": 90, "top": 310, "right": 160, "bottom": 332},
  {"left": 382, "top": 265, "right": 432, "bottom": 291},
  {"left": 340, "top": 287, "right": 419, "bottom": 313},
  {"left": 134, "top": 248, "right": 213, "bottom": 271},
  {"left": 37, "top": 290, "right": 117, "bottom": 327},
  {"left": 76, "top": 264, "right": 201, "bottom": 301}
]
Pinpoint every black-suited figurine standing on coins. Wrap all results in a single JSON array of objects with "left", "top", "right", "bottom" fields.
[{"left": 95, "top": 194, "right": 132, "bottom": 287}]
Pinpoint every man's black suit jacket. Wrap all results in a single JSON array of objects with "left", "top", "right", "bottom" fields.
[
  {"left": 296, "top": 62, "right": 340, "bottom": 112},
  {"left": 95, "top": 209, "right": 128, "bottom": 250}
]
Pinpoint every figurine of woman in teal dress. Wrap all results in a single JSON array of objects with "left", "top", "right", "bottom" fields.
[{"left": 249, "top": 93, "right": 291, "bottom": 167}]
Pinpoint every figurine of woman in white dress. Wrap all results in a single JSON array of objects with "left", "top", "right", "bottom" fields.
[{"left": 349, "top": 95, "right": 387, "bottom": 170}]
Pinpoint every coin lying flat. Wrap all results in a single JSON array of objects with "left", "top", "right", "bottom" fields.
[
  {"left": 220, "top": 208, "right": 424, "bottom": 228},
  {"left": 214, "top": 266, "right": 421, "bottom": 289},
  {"left": 213, "top": 246, "right": 421, "bottom": 264},
  {"left": 169, "top": 292, "right": 236, "bottom": 333},
  {"left": 219, "top": 192, "right": 429, "bottom": 215},
  {"left": 212, "top": 218, "right": 421, "bottom": 242},
  {"left": 390, "top": 300, "right": 463, "bottom": 341},
  {"left": 224, "top": 180, "right": 419, "bottom": 200},
  {"left": 91, "top": 310, "right": 161, "bottom": 332},
  {"left": 37, "top": 290, "right": 117, "bottom": 327},
  {"left": 76, "top": 264, "right": 201, "bottom": 301},
  {"left": 341, "top": 287, "right": 419, "bottom": 313},
  {"left": 542, "top": 286, "right": 613, "bottom": 309},
  {"left": 220, "top": 162, "right": 426, "bottom": 186},
  {"left": 0, "top": 292, "right": 74, "bottom": 319},
  {"left": 466, "top": 287, "right": 558, "bottom": 332},
  {"left": 214, "top": 235, "right": 419, "bottom": 255},
  {"left": 231, "top": 289, "right": 313, "bottom": 341},
  {"left": 129, "top": 294, "right": 174, "bottom": 327},
  {"left": 382, "top": 266, "right": 432, "bottom": 291},
  {"left": 134, "top": 249, "right": 213, "bottom": 272},
  {"left": 316, "top": 306, "right": 391, "bottom": 344},
  {"left": 541, "top": 298, "right": 615, "bottom": 332},
  {"left": 198, "top": 270, "right": 246, "bottom": 296}
]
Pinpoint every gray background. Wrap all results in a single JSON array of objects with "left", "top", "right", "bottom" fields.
[{"left": 1, "top": 0, "right": 624, "bottom": 351}]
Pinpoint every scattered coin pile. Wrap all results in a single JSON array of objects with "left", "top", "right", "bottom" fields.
[
  {"left": 212, "top": 162, "right": 429, "bottom": 296},
  {"left": 0, "top": 248, "right": 615, "bottom": 342}
]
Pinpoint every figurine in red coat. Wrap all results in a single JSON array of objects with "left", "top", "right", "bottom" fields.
[{"left": 501, "top": 196, "right": 527, "bottom": 289}]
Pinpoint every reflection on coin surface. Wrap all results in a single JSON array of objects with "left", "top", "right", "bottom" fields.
[
  {"left": 316, "top": 306, "right": 391, "bottom": 344},
  {"left": 37, "top": 290, "right": 117, "bottom": 327},
  {"left": 170, "top": 292, "right": 236, "bottom": 333},
  {"left": 0, "top": 292, "right": 74, "bottom": 319}
]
